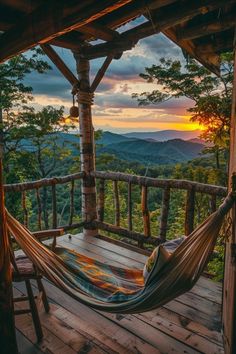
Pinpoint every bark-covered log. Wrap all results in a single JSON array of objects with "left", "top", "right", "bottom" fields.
[
  {"left": 113, "top": 180, "right": 120, "bottom": 227},
  {"left": 74, "top": 56, "right": 97, "bottom": 236},
  {"left": 159, "top": 187, "right": 170, "bottom": 242},
  {"left": 4, "top": 172, "right": 84, "bottom": 192},
  {"left": 93, "top": 220, "right": 160, "bottom": 246},
  {"left": 127, "top": 182, "right": 132, "bottom": 231},
  {"left": 92, "top": 171, "right": 227, "bottom": 196},
  {"left": 185, "top": 188, "right": 195, "bottom": 236},
  {"left": 97, "top": 179, "right": 105, "bottom": 222}
]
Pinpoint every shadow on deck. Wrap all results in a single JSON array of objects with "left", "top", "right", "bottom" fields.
[{"left": 14, "top": 233, "right": 224, "bottom": 354}]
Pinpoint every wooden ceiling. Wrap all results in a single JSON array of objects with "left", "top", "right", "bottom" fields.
[{"left": 0, "top": 0, "right": 235, "bottom": 75}]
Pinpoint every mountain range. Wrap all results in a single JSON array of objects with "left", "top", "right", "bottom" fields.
[
  {"left": 123, "top": 129, "right": 201, "bottom": 141},
  {"left": 96, "top": 130, "right": 204, "bottom": 165},
  {"left": 21, "top": 130, "right": 205, "bottom": 166}
]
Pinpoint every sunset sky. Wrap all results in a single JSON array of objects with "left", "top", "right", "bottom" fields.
[{"left": 25, "top": 21, "right": 201, "bottom": 133}]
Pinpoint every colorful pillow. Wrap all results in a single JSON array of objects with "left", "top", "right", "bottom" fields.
[{"left": 143, "top": 245, "right": 170, "bottom": 285}]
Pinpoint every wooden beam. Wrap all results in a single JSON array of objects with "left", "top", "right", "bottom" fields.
[
  {"left": 178, "top": 13, "right": 236, "bottom": 41},
  {"left": 78, "top": 0, "right": 233, "bottom": 61},
  {"left": 49, "top": 32, "right": 85, "bottom": 50},
  {"left": 74, "top": 55, "right": 98, "bottom": 236},
  {"left": 40, "top": 44, "right": 78, "bottom": 86},
  {"left": 98, "top": 0, "right": 178, "bottom": 30},
  {"left": 223, "top": 39, "right": 236, "bottom": 354},
  {"left": 0, "top": 0, "right": 131, "bottom": 63},
  {"left": 195, "top": 34, "right": 233, "bottom": 55},
  {"left": 78, "top": 23, "right": 118, "bottom": 41},
  {"left": 91, "top": 55, "right": 113, "bottom": 92},
  {"left": 0, "top": 101, "right": 18, "bottom": 352},
  {"left": 164, "top": 27, "right": 221, "bottom": 75}
]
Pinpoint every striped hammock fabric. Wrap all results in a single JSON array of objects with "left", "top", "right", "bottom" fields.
[{"left": 6, "top": 193, "right": 234, "bottom": 314}]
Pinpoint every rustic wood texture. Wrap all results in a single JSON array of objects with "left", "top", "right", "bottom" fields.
[
  {"left": 69, "top": 180, "right": 75, "bottom": 226},
  {"left": 92, "top": 171, "right": 227, "bottom": 195},
  {"left": 4, "top": 172, "right": 84, "bottom": 192},
  {"left": 41, "top": 44, "right": 78, "bottom": 86},
  {"left": 22, "top": 190, "right": 28, "bottom": 228},
  {"left": 75, "top": 56, "right": 97, "bottom": 236},
  {"left": 91, "top": 55, "right": 113, "bottom": 92},
  {"left": 113, "top": 180, "right": 120, "bottom": 227},
  {"left": 51, "top": 185, "right": 57, "bottom": 229},
  {"left": 185, "top": 188, "right": 195, "bottom": 236},
  {"left": 128, "top": 181, "right": 132, "bottom": 231},
  {"left": 36, "top": 189, "right": 42, "bottom": 231},
  {"left": 97, "top": 179, "right": 105, "bottom": 222},
  {"left": 223, "top": 48, "right": 236, "bottom": 354},
  {"left": 141, "top": 186, "right": 151, "bottom": 238},
  {"left": 94, "top": 220, "right": 160, "bottom": 245},
  {"left": 0, "top": 0, "right": 131, "bottom": 63},
  {"left": 159, "top": 187, "right": 170, "bottom": 242},
  {"left": 14, "top": 233, "right": 224, "bottom": 354},
  {"left": 0, "top": 109, "right": 17, "bottom": 352}
]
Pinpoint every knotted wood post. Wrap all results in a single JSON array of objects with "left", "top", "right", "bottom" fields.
[
  {"left": 0, "top": 105, "right": 18, "bottom": 352},
  {"left": 74, "top": 54, "right": 98, "bottom": 236},
  {"left": 223, "top": 44, "right": 236, "bottom": 354}
]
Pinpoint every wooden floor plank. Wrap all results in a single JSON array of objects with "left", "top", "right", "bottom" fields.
[
  {"left": 61, "top": 235, "right": 144, "bottom": 268},
  {"left": 14, "top": 287, "right": 110, "bottom": 354},
  {"left": 74, "top": 233, "right": 148, "bottom": 263},
  {"left": 134, "top": 312, "right": 224, "bottom": 353},
  {"left": 16, "top": 329, "right": 43, "bottom": 354},
  {"left": 14, "top": 233, "right": 224, "bottom": 354},
  {"left": 14, "top": 281, "right": 160, "bottom": 354}
]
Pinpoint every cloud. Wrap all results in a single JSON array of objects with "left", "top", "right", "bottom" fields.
[{"left": 21, "top": 31, "right": 192, "bottom": 132}]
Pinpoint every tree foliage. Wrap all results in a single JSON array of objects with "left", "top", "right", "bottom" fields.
[{"left": 133, "top": 54, "right": 233, "bottom": 156}]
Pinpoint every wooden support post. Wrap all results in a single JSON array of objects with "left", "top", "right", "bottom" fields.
[
  {"left": 128, "top": 182, "right": 132, "bottom": 231},
  {"left": 0, "top": 104, "right": 18, "bottom": 352},
  {"left": 36, "top": 188, "right": 42, "bottom": 230},
  {"left": 185, "top": 188, "right": 195, "bottom": 236},
  {"left": 51, "top": 184, "right": 57, "bottom": 229},
  {"left": 98, "top": 179, "right": 105, "bottom": 222},
  {"left": 223, "top": 45, "right": 236, "bottom": 354},
  {"left": 141, "top": 186, "right": 151, "bottom": 237},
  {"left": 69, "top": 180, "right": 75, "bottom": 226},
  {"left": 159, "top": 187, "right": 170, "bottom": 242},
  {"left": 74, "top": 54, "right": 98, "bottom": 236},
  {"left": 113, "top": 181, "right": 120, "bottom": 227}
]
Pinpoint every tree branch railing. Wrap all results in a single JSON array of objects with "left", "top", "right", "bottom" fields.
[
  {"left": 92, "top": 171, "right": 227, "bottom": 247},
  {"left": 4, "top": 170, "right": 228, "bottom": 249},
  {"left": 4, "top": 172, "right": 85, "bottom": 232}
]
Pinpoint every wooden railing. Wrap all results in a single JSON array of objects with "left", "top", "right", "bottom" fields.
[
  {"left": 4, "top": 170, "right": 227, "bottom": 248},
  {"left": 92, "top": 171, "right": 227, "bottom": 247},
  {"left": 4, "top": 172, "right": 84, "bottom": 231}
]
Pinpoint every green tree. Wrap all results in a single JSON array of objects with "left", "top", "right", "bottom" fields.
[{"left": 133, "top": 54, "right": 233, "bottom": 170}]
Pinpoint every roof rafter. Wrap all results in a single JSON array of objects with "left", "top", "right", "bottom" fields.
[
  {"left": 78, "top": 0, "right": 231, "bottom": 60},
  {"left": 40, "top": 44, "right": 78, "bottom": 87},
  {"left": 0, "top": 0, "right": 131, "bottom": 63},
  {"left": 178, "top": 12, "right": 236, "bottom": 41}
]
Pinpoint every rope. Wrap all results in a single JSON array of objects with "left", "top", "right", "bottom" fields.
[{"left": 77, "top": 90, "right": 94, "bottom": 105}]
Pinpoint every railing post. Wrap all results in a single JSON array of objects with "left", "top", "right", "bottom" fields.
[
  {"left": 98, "top": 179, "right": 105, "bottom": 222},
  {"left": 74, "top": 54, "right": 98, "bottom": 236},
  {"left": 159, "top": 187, "right": 170, "bottom": 242},
  {"left": 185, "top": 188, "right": 195, "bottom": 236},
  {"left": 0, "top": 102, "right": 18, "bottom": 352}
]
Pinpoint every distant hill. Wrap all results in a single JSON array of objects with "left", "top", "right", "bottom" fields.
[
  {"left": 96, "top": 131, "right": 132, "bottom": 145},
  {"left": 19, "top": 131, "right": 204, "bottom": 165},
  {"left": 98, "top": 138, "right": 204, "bottom": 165},
  {"left": 123, "top": 130, "right": 201, "bottom": 142}
]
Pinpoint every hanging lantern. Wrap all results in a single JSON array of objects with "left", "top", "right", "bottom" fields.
[{"left": 69, "top": 94, "right": 79, "bottom": 118}]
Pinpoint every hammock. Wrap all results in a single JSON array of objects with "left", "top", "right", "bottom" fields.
[{"left": 6, "top": 193, "right": 234, "bottom": 314}]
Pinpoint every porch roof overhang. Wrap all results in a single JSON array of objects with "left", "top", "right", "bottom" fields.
[{"left": 0, "top": 0, "right": 235, "bottom": 75}]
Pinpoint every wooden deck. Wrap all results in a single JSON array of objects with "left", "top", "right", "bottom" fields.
[{"left": 14, "top": 233, "right": 224, "bottom": 354}]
